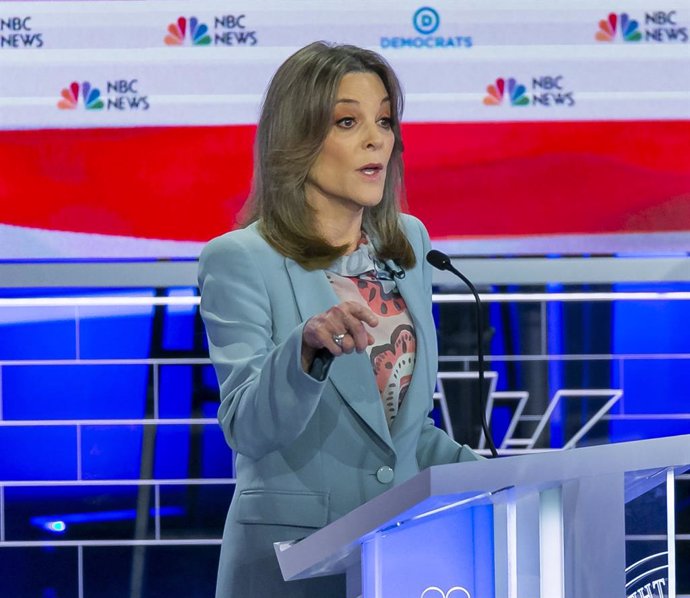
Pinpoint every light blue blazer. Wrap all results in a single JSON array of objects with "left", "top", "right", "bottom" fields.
[{"left": 198, "top": 214, "right": 480, "bottom": 597}]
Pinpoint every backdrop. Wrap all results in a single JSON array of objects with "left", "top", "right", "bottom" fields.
[{"left": 1, "top": 0, "right": 689, "bottom": 258}]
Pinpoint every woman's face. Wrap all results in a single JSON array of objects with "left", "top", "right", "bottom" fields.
[{"left": 306, "top": 71, "right": 395, "bottom": 218}]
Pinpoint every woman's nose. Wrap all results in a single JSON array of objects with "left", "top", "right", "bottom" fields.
[{"left": 363, "top": 121, "right": 385, "bottom": 149}]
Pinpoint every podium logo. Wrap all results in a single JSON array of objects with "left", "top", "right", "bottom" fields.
[
  {"left": 626, "top": 552, "right": 668, "bottom": 598},
  {"left": 596, "top": 11, "right": 688, "bottom": 42},
  {"left": 483, "top": 76, "right": 575, "bottom": 108},
  {"left": 381, "top": 6, "right": 472, "bottom": 49},
  {"left": 421, "top": 587, "right": 470, "bottom": 598},
  {"left": 165, "top": 17, "right": 211, "bottom": 46},
  {"left": 57, "top": 82, "right": 104, "bottom": 110},
  {"left": 164, "top": 14, "right": 258, "bottom": 46}
]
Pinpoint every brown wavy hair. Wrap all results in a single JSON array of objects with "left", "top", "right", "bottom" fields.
[{"left": 242, "top": 41, "right": 415, "bottom": 270}]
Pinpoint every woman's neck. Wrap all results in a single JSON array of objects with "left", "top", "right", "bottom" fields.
[{"left": 315, "top": 211, "right": 364, "bottom": 254}]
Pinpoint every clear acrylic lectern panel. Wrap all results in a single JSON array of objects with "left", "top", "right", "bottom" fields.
[{"left": 362, "top": 504, "right": 494, "bottom": 597}]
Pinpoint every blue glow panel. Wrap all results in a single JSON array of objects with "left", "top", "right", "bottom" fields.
[
  {"left": 0, "top": 312, "right": 76, "bottom": 360},
  {"left": 3, "top": 364, "right": 149, "bottom": 420},
  {"left": 613, "top": 286, "right": 690, "bottom": 354},
  {"left": 202, "top": 364, "right": 218, "bottom": 390},
  {"left": 616, "top": 360, "right": 690, "bottom": 415},
  {"left": 0, "top": 427, "right": 77, "bottom": 480},
  {"left": 362, "top": 505, "right": 494, "bottom": 598},
  {"left": 78, "top": 305, "right": 153, "bottom": 359},
  {"left": 162, "top": 288, "right": 198, "bottom": 351},
  {"left": 154, "top": 425, "right": 191, "bottom": 479},
  {"left": 612, "top": 283, "right": 690, "bottom": 441},
  {"left": 202, "top": 402, "right": 233, "bottom": 478},
  {"left": 82, "top": 545, "right": 218, "bottom": 598},
  {"left": 0, "top": 547, "right": 79, "bottom": 598},
  {"left": 159, "top": 485, "right": 231, "bottom": 539},
  {"left": 490, "top": 405, "right": 512, "bottom": 447},
  {"left": 81, "top": 425, "right": 144, "bottom": 480},
  {"left": 547, "top": 286, "right": 565, "bottom": 448},
  {"left": 159, "top": 365, "right": 193, "bottom": 418},
  {"left": 5, "top": 485, "right": 143, "bottom": 541}
]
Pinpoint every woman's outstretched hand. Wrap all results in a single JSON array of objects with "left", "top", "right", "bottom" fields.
[{"left": 301, "top": 302, "right": 379, "bottom": 372}]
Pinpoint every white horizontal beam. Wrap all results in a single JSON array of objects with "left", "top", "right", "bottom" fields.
[
  {"left": 0, "top": 539, "right": 222, "bottom": 548},
  {"left": 2, "top": 256, "right": 690, "bottom": 288},
  {"left": 0, "top": 478, "right": 235, "bottom": 487},
  {"left": 2, "top": 291, "right": 690, "bottom": 308}
]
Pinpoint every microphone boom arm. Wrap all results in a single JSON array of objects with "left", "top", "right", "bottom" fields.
[{"left": 427, "top": 250, "right": 499, "bottom": 458}]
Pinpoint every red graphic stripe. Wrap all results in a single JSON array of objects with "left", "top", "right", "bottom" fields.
[{"left": 1, "top": 121, "right": 688, "bottom": 242}]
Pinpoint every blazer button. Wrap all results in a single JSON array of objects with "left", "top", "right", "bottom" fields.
[{"left": 376, "top": 466, "right": 394, "bottom": 484}]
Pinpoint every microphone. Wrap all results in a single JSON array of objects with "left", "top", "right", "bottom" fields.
[{"left": 426, "top": 249, "right": 499, "bottom": 458}]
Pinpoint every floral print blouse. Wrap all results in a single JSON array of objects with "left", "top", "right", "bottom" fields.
[{"left": 326, "top": 234, "right": 417, "bottom": 427}]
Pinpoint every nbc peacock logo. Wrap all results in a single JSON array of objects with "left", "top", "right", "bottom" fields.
[
  {"left": 164, "top": 17, "right": 211, "bottom": 46},
  {"left": 595, "top": 13, "right": 642, "bottom": 41},
  {"left": 483, "top": 78, "right": 529, "bottom": 106},
  {"left": 483, "top": 76, "right": 575, "bottom": 108},
  {"left": 57, "top": 79, "right": 149, "bottom": 112},
  {"left": 57, "top": 81, "right": 104, "bottom": 110}
]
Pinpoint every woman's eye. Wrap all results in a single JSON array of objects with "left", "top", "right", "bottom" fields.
[
  {"left": 336, "top": 117, "right": 355, "bottom": 128},
  {"left": 379, "top": 117, "right": 392, "bottom": 128}
]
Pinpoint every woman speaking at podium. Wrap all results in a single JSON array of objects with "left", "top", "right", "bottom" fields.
[{"left": 198, "top": 41, "right": 482, "bottom": 597}]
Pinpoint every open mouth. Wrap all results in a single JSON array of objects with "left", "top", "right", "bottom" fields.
[{"left": 358, "top": 163, "right": 384, "bottom": 176}]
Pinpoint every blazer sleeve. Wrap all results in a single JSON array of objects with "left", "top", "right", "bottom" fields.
[
  {"left": 405, "top": 216, "right": 486, "bottom": 467},
  {"left": 198, "top": 233, "right": 327, "bottom": 460}
]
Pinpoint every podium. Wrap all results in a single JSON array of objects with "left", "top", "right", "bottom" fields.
[{"left": 275, "top": 434, "right": 690, "bottom": 598}]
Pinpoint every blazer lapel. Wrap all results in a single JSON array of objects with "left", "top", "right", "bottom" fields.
[{"left": 284, "top": 258, "right": 394, "bottom": 451}]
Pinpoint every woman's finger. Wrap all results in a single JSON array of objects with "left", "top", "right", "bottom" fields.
[
  {"left": 343, "top": 302, "right": 379, "bottom": 328},
  {"left": 302, "top": 302, "right": 379, "bottom": 356},
  {"left": 339, "top": 310, "right": 370, "bottom": 353}
]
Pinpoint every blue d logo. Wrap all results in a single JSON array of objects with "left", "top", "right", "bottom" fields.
[{"left": 413, "top": 7, "right": 440, "bottom": 35}]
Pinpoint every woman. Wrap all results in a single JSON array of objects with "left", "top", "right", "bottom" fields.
[{"left": 198, "top": 41, "right": 481, "bottom": 597}]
